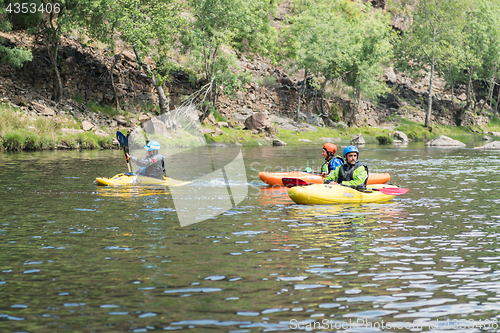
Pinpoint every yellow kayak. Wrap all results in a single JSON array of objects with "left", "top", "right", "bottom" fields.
[
  {"left": 95, "top": 173, "right": 191, "bottom": 187},
  {"left": 288, "top": 184, "right": 399, "bottom": 205}
]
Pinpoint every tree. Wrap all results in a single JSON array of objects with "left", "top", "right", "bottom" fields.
[
  {"left": 116, "top": 0, "right": 184, "bottom": 114},
  {"left": 395, "top": 0, "right": 468, "bottom": 127},
  {"left": 281, "top": 0, "right": 393, "bottom": 120},
  {"left": 0, "top": 0, "right": 33, "bottom": 67},
  {"left": 183, "top": 0, "right": 277, "bottom": 121}
]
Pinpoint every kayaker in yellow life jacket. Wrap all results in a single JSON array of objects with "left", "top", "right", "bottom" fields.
[
  {"left": 125, "top": 140, "right": 166, "bottom": 179},
  {"left": 320, "top": 143, "right": 344, "bottom": 176},
  {"left": 324, "top": 145, "right": 368, "bottom": 189}
]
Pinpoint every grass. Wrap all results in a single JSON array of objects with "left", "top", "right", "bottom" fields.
[
  {"left": 0, "top": 103, "right": 114, "bottom": 151},
  {"left": 87, "top": 101, "right": 120, "bottom": 117}
]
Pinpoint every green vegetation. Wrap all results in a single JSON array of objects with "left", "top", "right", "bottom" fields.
[
  {"left": 376, "top": 134, "right": 393, "bottom": 145},
  {"left": 87, "top": 101, "right": 120, "bottom": 117},
  {"left": 0, "top": 104, "right": 113, "bottom": 151}
]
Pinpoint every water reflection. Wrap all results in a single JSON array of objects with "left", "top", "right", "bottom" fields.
[{"left": 2, "top": 146, "right": 500, "bottom": 332}]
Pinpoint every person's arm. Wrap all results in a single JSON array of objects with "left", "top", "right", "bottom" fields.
[
  {"left": 324, "top": 165, "right": 340, "bottom": 183},
  {"left": 130, "top": 155, "right": 155, "bottom": 167},
  {"left": 340, "top": 166, "right": 367, "bottom": 187}
]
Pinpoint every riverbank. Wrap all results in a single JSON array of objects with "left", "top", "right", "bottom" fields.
[{"left": 2, "top": 102, "right": 500, "bottom": 152}]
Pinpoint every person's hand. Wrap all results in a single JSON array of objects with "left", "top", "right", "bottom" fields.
[
  {"left": 321, "top": 172, "right": 327, "bottom": 176},
  {"left": 324, "top": 179, "right": 332, "bottom": 184},
  {"left": 125, "top": 153, "right": 130, "bottom": 161}
]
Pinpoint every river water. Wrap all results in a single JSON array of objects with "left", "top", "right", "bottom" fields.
[{"left": 1, "top": 144, "right": 500, "bottom": 332}]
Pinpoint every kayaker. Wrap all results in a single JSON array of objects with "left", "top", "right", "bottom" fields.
[
  {"left": 305, "top": 143, "right": 344, "bottom": 175},
  {"left": 324, "top": 145, "right": 368, "bottom": 189},
  {"left": 320, "top": 143, "right": 344, "bottom": 176},
  {"left": 125, "top": 140, "right": 166, "bottom": 179}
]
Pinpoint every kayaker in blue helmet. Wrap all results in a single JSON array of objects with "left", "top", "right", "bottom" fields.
[
  {"left": 324, "top": 145, "right": 368, "bottom": 188},
  {"left": 125, "top": 140, "right": 166, "bottom": 179}
]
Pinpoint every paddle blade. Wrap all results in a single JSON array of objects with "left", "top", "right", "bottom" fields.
[
  {"left": 282, "top": 178, "right": 311, "bottom": 188},
  {"left": 377, "top": 187, "right": 409, "bottom": 196},
  {"left": 116, "top": 131, "right": 127, "bottom": 147}
]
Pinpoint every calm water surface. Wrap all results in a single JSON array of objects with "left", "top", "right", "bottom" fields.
[{"left": 1, "top": 144, "right": 500, "bottom": 332}]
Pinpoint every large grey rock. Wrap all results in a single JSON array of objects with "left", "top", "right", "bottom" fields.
[
  {"left": 32, "top": 102, "right": 55, "bottom": 116},
  {"left": 81, "top": 121, "right": 94, "bottom": 131},
  {"left": 474, "top": 141, "right": 500, "bottom": 150},
  {"left": 393, "top": 131, "right": 409, "bottom": 142},
  {"left": 351, "top": 133, "right": 365, "bottom": 145},
  {"left": 425, "top": 135, "right": 466, "bottom": 147},
  {"left": 143, "top": 117, "right": 170, "bottom": 138},
  {"left": 244, "top": 112, "right": 277, "bottom": 135},
  {"left": 113, "top": 115, "right": 127, "bottom": 126},
  {"left": 269, "top": 114, "right": 299, "bottom": 131},
  {"left": 273, "top": 139, "right": 287, "bottom": 146},
  {"left": 300, "top": 112, "right": 324, "bottom": 127}
]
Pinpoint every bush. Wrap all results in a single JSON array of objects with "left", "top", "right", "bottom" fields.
[{"left": 376, "top": 134, "right": 393, "bottom": 145}]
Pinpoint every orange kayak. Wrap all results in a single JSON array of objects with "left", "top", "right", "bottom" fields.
[{"left": 259, "top": 171, "right": 390, "bottom": 186}]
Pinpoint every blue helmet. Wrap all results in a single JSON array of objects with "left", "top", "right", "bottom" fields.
[
  {"left": 343, "top": 145, "right": 359, "bottom": 158},
  {"left": 144, "top": 140, "right": 161, "bottom": 151}
]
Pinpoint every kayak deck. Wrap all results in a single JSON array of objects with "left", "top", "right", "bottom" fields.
[
  {"left": 288, "top": 183, "right": 399, "bottom": 205},
  {"left": 95, "top": 173, "right": 191, "bottom": 187},
  {"left": 259, "top": 171, "right": 390, "bottom": 186}
]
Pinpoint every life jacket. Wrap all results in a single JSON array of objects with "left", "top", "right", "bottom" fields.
[
  {"left": 321, "top": 156, "right": 345, "bottom": 173},
  {"left": 337, "top": 162, "right": 368, "bottom": 188},
  {"left": 140, "top": 154, "right": 165, "bottom": 179}
]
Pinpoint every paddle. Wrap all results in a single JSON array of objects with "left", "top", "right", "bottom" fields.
[
  {"left": 116, "top": 131, "right": 132, "bottom": 173},
  {"left": 283, "top": 177, "right": 409, "bottom": 195}
]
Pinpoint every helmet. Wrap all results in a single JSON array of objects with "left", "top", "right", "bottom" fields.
[
  {"left": 144, "top": 140, "right": 161, "bottom": 151},
  {"left": 322, "top": 143, "right": 337, "bottom": 155},
  {"left": 343, "top": 145, "right": 359, "bottom": 158}
]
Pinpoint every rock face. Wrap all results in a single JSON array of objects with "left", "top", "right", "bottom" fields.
[
  {"left": 474, "top": 141, "right": 500, "bottom": 150},
  {"left": 393, "top": 131, "right": 409, "bottom": 142},
  {"left": 243, "top": 112, "right": 277, "bottom": 135},
  {"left": 351, "top": 133, "right": 365, "bottom": 145},
  {"left": 425, "top": 135, "right": 466, "bottom": 147}
]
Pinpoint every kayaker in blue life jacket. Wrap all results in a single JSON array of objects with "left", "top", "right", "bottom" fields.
[
  {"left": 125, "top": 140, "right": 166, "bottom": 179},
  {"left": 320, "top": 143, "right": 344, "bottom": 175},
  {"left": 305, "top": 143, "right": 344, "bottom": 175},
  {"left": 324, "top": 145, "right": 368, "bottom": 189}
]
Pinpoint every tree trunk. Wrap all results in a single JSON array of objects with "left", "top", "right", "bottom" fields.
[
  {"left": 296, "top": 71, "right": 307, "bottom": 122},
  {"left": 46, "top": 33, "right": 63, "bottom": 103},
  {"left": 466, "top": 66, "right": 473, "bottom": 108},
  {"left": 488, "top": 74, "right": 496, "bottom": 106},
  {"left": 110, "top": 50, "right": 123, "bottom": 110},
  {"left": 496, "top": 87, "right": 500, "bottom": 113},
  {"left": 425, "top": 58, "right": 435, "bottom": 128},
  {"left": 133, "top": 47, "right": 169, "bottom": 114},
  {"left": 320, "top": 80, "right": 327, "bottom": 115}
]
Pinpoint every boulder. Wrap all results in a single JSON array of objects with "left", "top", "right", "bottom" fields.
[
  {"left": 351, "top": 133, "right": 365, "bottom": 145},
  {"left": 138, "top": 114, "right": 150, "bottom": 123},
  {"left": 81, "top": 120, "right": 94, "bottom": 131},
  {"left": 425, "top": 135, "right": 466, "bottom": 147},
  {"left": 483, "top": 135, "right": 492, "bottom": 141},
  {"left": 202, "top": 128, "right": 215, "bottom": 134},
  {"left": 393, "top": 131, "right": 409, "bottom": 142},
  {"left": 300, "top": 112, "right": 324, "bottom": 127},
  {"left": 113, "top": 115, "right": 127, "bottom": 126},
  {"left": 474, "top": 141, "right": 500, "bottom": 150},
  {"left": 272, "top": 139, "right": 287, "bottom": 146},
  {"left": 244, "top": 112, "right": 277, "bottom": 135},
  {"left": 213, "top": 127, "right": 224, "bottom": 136},
  {"left": 32, "top": 102, "right": 55, "bottom": 116},
  {"left": 143, "top": 117, "right": 170, "bottom": 138},
  {"left": 298, "top": 139, "right": 312, "bottom": 143}
]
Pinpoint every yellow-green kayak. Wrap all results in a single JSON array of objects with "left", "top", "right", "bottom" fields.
[
  {"left": 95, "top": 173, "right": 191, "bottom": 187},
  {"left": 288, "top": 184, "right": 399, "bottom": 205}
]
